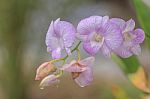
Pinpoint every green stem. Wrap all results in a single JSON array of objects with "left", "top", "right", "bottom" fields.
[
  {"left": 76, "top": 48, "right": 81, "bottom": 61},
  {"left": 49, "top": 41, "right": 81, "bottom": 63},
  {"left": 61, "top": 41, "right": 81, "bottom": 61},
  {"left": 53, "top": 41, "right": 81, "bottom": 77}
]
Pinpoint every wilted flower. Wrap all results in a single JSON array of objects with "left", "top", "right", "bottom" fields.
[
  {"left": 110, "top": 18, "right": 145, "bottom": 58},
  {"left": 39, "top": 74, "right": 60, "bottom": 89},
  {"left": 61, "top": 57, "right": 95, "bottom": 87},
  {"left": 35, "top": 62, "right": 57, "bottom": 80},
  {"left": 46, "top": 18, "right": 76, "bottom": 59},
  {"left": 77, "top": 16, "right": 123, "bottom": 57}
]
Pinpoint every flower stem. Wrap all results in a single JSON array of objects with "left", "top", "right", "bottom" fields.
[
  {"left": 76, "top": 49, "right": 81, "bottom": 61},
  {"left": 49, "top": 41, "right": 82, "bottom": 63}
]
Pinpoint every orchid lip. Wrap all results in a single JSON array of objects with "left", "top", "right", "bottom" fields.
[{"left": 123, "top": 32, "right": 136, "bottom": 42}]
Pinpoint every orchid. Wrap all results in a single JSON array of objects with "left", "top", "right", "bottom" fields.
[
  {"left": 77, "top": 16, "right": 123, "bottom": 57},
  {"left": 61, "top": 57, "right": 95, "bottom": 87},
  {"left": 35, "top": 16, "right": 145, "bottom": 90},
  {"left": 110, "top": 18, "right": 145, "bottom": 58},
  {"left": 46, "top": 18, "right": 76, "bottom": 59}
]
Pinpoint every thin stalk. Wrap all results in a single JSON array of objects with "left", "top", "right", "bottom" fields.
[{"left": 51, "top": 41, "right": 81, "bottom": 62}]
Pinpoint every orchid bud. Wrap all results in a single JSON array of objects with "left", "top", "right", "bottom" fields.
[
  {"left": 39, "top": 74, "right": 60, "bottom": 89},
  {"left": 35, "top": 62, "right": 57, "bottom": 80}
]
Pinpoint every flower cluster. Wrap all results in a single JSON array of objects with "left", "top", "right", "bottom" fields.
[{"left": 35, "top": 16, "right": 145, "bottom": 88}]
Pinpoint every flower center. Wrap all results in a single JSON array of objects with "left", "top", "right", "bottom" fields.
[
  {"left": 71, "top": 72, "right": 81, "bottom": 79},
  {"left": 123, "top": 32, "right": 135, "bottom": 42},
  {"left": 93, "top": 33, "right": 103, "bottom": 42},
  {"left": 71, "top": 62, "right": 85, "bottom": 79}
]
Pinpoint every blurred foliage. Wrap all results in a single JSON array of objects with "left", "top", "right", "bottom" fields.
[
  {"left": 0, "top": 0, "right": 34, "bottom": 99},
  {"left": 111, "top": 85, "right": 131, "bottom": 99}
]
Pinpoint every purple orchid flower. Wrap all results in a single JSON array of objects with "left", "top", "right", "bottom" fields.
[
  {"left": 77, "top": 16, "right": 123, "bottom": 57},
  {"left": 61, "top": 57, "right": 95, "bottom": 87},
  {"left": 110, "top": 18, "right": 145, "bottom": 58},
  {"left": 46, "top": 18, "right": 76, "bottom": 59}
]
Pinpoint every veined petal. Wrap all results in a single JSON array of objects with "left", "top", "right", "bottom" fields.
[
  {"left": 83, "top": 41, "right": 102, "bottom": 55},
  {"left": 110, "top": 18, "right": 126, "bottom": 30},
  {"left": 46, "top": 21, "right": 55, "bottom": 38},
  {"left": 133, "top": 29, "right": 145, "bottom": 44},
  {"left": 75, "top": 67, "right": 93, "bottom": 87},
  {"left": 53, "top": 18, "right": 61, "bottom": 36},
  {"left": 77, "top": 16, "right": 102, "bottom": 35},
  {"left": 79, "top": 57, "right": 95, "bottom": 67},
  {"left": 101, "top": 16, "right": 109, "bottom": 27},
  {"left": 76, "top": 33, "right": 88, "bottom": 41},
  {"left": 124, "top": 19, "right": 135, "bottom": 32},
  {"left": 114, "top": 45, "right": 132, "bottom": 58},
  {"left": 40, "top": 75, "right": 60, "bottom": 89},
  {"left": 104, "top": 22, "right": 123, "bottom": 50},
  {"left": 46, "top": 36, "right": 60, "bottom": 50},
  {"left": 46, "top": 21, "right": 58, "bottom": 48},
  {"left": 100, "top": 43, "right": 111, "bottom": 57},
  {"left": 62, "top": 64, "right": 87, "bottom": 72},
  {"left": 54, "top": 20, "right": 76, "bottom": 47},
  {"left": 131, "top": 45, "right": 141, "bottom": 55},
  {"left": 52, "top": 47, "right": 61, "bottom": 59}
]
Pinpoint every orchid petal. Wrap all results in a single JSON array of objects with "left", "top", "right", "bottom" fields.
[
  {"left": 75, "top": 67, "right": 93, "bottom": 87},
  {"left": 62, "top": 64, "right": 87, "bottom": 72},
  {"left": 77, "top": 16, "right": 102, "bottom": 35},
  {"left": 52, "top": 47, "right": 61, "bottom": 59},
  {"left": 83, "top": 41, "right": 102, "bottom": 55},
  {"left": 79, "top": 57, "right": 95, "bottom": 67},
  {"left": 76, "top": 33, "right": 88, "bottom": 41},
  {"left": 131, "top": 45, "right": 141, "bottom": 55},
  {"left": 110, "top": 18, "right": 126, "bottom": 30},
  {"left": 40, "top": 75, "right": 59, "bottom": 89},
  {"left": 104, "top": 22, "right": 123, "bottom": 50},
  {"left": 124, "top": 19, "right": 135, "bottom": 32},
  {"left": 114, "top": 45, "right": 132, "bottom": 58},
  {"left": 101, "top": 16, "right": 109, "bottom": 27},
  {"left": 100, "top": 43, "right": 111, "bottom": 57},
  {"left": 133, "top": 29, "right": 145, "bottom": 44}
]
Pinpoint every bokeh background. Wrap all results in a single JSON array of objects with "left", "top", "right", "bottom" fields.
[{"left": 0, "top": 0, "right": 150, "bottom": 99}]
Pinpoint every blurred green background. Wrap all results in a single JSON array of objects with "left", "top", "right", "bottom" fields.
[{"left": 0, "top": 0, "right": 150, "bottom": 99}]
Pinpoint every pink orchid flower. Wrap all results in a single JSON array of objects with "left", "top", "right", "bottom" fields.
[{"left": 61, "top": 57, "right": 95, "bottom": 87}]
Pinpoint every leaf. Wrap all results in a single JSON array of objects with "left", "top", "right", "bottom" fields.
[
  {"left": 129, "top": 66, "right": 150, "bottom": 94},
  {"left": 112, "top": 55, "right": 140, "bottom": 74}
]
